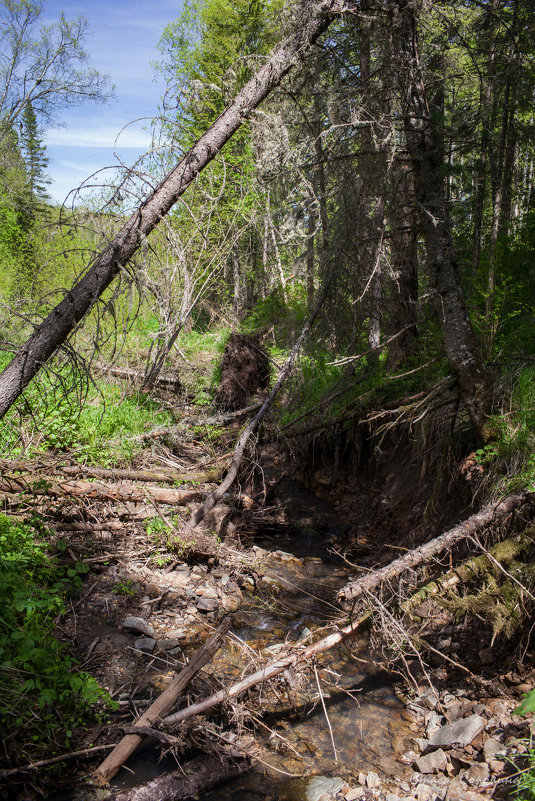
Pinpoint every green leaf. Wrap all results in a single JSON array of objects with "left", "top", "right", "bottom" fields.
[{"left": 514, "top": 689, "right": 535, "bottom": 717}]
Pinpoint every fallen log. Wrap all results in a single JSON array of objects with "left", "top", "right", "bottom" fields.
[
  {"left": 95, "top": 362, "right": 181, "bottom": 393},
  {"left": 161, "top": 613, "right": 370, "bottom": 729},
  {"left": 338, "top": 491, "right": 534, "bottom": 604},
  {"left": 104, "top": 754, "right": 250, "bottom": 801},
  {"left": 93, "top": 618, "right": 230, "bottom": 787},
  {"left": 0, "top": 476, "right": 206, "bottom": 505},
  {"left": 0, "top": 461, "right": 224, "bottom": 486}
]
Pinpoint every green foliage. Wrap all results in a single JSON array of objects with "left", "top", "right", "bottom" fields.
[
  {"left": 474, "top": 367, "right": 535, "bottom": 493},
  {"left": 0, "top": 367, "right": 175, "bottom": 466},
  {"left": 509, "top": 696, "right": 535, "bottom": 800},
  {"left": 0, "top": 515, "right": 113, "bottom": 760}
]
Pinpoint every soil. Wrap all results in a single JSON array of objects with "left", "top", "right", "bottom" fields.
[{"left": 214, "top": 332, "right": 270, "bottom": 411}]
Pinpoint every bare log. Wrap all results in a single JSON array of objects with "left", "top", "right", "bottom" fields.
[
  {"left": 93, "top": 618, "right": 230, "bottom": 787},
  {"left": 338, "top": 491, "right": 534, "bottom": 603},
  {"left": 0, "top": 460, "right": 223, "bottom": 485},
  {"left": 0, "top": 0, "right": 347, "bottom": 421},
  {"left": 162, "top": 613, "right": 370, "bottom": 729},
  {"left": 0, "top": 476, "right": 205, "bottom": 505},
  {"left": 104, "top": 755, "right": 250, "bottom": 801},
  {"left": 95, "top": 363, "right": 181, "bottom": 393}
]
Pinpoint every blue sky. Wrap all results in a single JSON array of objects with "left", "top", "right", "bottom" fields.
[{"left": 43, "top": 0, "right": 182, "bottom": 204}]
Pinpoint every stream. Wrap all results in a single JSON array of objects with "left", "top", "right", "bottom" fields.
[{"left": 106, "top": 480, "right": 413, "bottom": 800}]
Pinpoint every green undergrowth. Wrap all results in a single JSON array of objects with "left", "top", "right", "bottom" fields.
[
  {"left": 178, "top": 325, "right": 230, "bottom": 403},
  {"left": 509, "top": 691, "right": 535, "bottom": 800},
  {"left": 0, "top": 354, "right": 174, "bottom": 465},
  {"left": 475, "top": 367, "right": 535, "bottom": 494},
  {"left": 0, "top": 514, "right": 114, "bottom": 763}
]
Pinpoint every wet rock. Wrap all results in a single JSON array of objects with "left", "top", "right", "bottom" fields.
[
  {"left": 429, "top": 714, "right": 485, "bottom": 748},
  {"left": 157, "top": 638, "right": 182, "bottom": 651},
  {"left": 196, "top": 597, "right": 220, "bottom": 612},
  {"left": 221, "top": 594, "right": 240, "bottom": 612},
  {"left": 303, "top": 776, "right": 346, "bottom": 801},
  {"left": 414, "top": 748, "right": 447, "bottom": 774},
  {"left": 134, "top": 637, "right": 156, "bottom": 653},
  {"left": 122, "top": 616, "right": 155, "bottom": 637},
  {"left": 365, "top": 771, "right": 381, "bottom": 788}
]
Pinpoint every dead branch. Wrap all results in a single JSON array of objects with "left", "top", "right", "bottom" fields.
[
  {"left": 339, "top": 491, "right": 534, "bottom": 604},
  {"left": 0, "top": 476, "right": 206, "bottom": 505},
  {"left": 93, "top": 618, "right": 230, "bottom": 787},
  {"left": 0, "top": 745, "right": 115, "bottom": 780},
  {"left": 0, "top": 460, "right": 224, "bottom": 486},
  {"left": 161, "top": 613, "right": 370, "bottom": 729},
  {"left": 94, "top": 363, "right": 181, "bottom": 393}
]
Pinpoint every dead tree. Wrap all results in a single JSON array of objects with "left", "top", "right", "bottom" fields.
[{"left": 0, "top": 0, "right": 348, "bottom": 421}]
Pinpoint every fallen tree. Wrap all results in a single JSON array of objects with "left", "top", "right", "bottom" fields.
[
  {"left": 0, "top": 0, "right": 347, "bottom": 421},
  {"left": 338, "top": 490, "right": 534, "bottom": 604},
  {"left": 0, "top": 476, "right": 205, "bottom": 505}
]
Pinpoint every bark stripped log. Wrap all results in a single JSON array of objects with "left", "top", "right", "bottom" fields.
[
  {"left": 0, "top": 476, "right": 205, "bottom": 505},
  {"left": 338, "top": 491, "right": 533, "bottom": 603},
  {"left": 0, "top": 0, "right": 347, "bottom": 421},
  {"left": 93, "top": 618, "right": 230, "bottom": 787}
]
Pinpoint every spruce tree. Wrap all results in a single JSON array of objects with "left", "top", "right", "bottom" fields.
[{"left": 20, "top": 101, "right": 50, "bottom": 203}]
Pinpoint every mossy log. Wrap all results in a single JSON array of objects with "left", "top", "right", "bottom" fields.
[{"left": 403, "top": 529, "right": 535, "bottom": 617}]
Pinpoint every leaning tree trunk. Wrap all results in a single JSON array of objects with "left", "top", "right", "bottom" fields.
[
  {"left": 393, "top": 0, "right": 491, "bottom": 441},
  {"left": 0, "top": 0, "right": 347, "bottom": 421}
]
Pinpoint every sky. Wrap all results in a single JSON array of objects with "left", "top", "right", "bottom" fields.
[{"left": 43, "top": 0, "right": 182, "bottom": 205}]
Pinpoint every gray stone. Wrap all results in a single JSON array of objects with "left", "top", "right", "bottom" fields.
[
  {"left": 304, "top": 776, "right": 345, "bottom": 801},
  {"left": 429, "top": 714, "right": 485, "bottom": 748},
  {"left": 483, "top": 738, "right": 505, "bottom": 759},
  {"left": 167, "top": 628, "right": 187, "bottom": 639},
  {"left": 157, "top": 638, "right": 182, "bottom": 651},
  {"left": 414, "top": 748, "right": 448, "bottom": 774},
  {"left": 196, "top": 597, "right": 220, "bottom": 612},
  {"left": 221, "top": 594, "right": 240, "bottom": 612},
  {"left": 465, "top": 761, "right": 489, "bottom": 786},
  {"left": 122, "top": 616, "right": 155, "bottom": 637},
  {"left": 425, "top": 711, "right": 444, "bottom": 738},
  {"left": 134, "top": 637, "right": 156, "bottom": 653},
  {"left": 366, "top": 771, "right": 381, "bottom": 788},
  {"left": 344, "top": 789, "right": 364, "bottom": 801},
  {"left": 418, "top": 687, "right": 440, "bottom": 710}
]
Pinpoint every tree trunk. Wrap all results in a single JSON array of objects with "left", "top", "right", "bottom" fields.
[
  {"left": 393, "top": 0, "right": 490, "bottom": 440},
  {"left": 0, "top": 0, "right": 346, "bottom": 421}
]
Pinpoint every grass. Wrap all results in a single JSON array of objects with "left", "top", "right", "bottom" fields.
[
  {"left": 0, "top": 514, "right": 114, "bottom": 763},
  {"left": 0, "top": 353, "right": 175, "bottom": 466}
]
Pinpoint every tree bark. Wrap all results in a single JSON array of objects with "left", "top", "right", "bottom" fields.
[
  {"left": 393, "top": 0, "right": 491, "bottom": 440},
  {"left": 93, "top": 618, "right": 230, "bottom": 787},
  {"left": 0, "top": 0, "right": 346, "bottom": 421}
]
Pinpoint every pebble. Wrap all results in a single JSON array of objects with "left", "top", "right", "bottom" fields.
[
  {"left": 134, "top": 637, "right": 156, "bottom": 653},
  {"left": 366, "top": 771, "right": 381, "bottom": 788},
  {"left": 429, "top": 714, "right": 485, "bottom": 748},
  {"left": 156, "top": 638, "right": 182, "bottom": 651},
  {"left": 196, "top": 597, "right": 219, "bottom": 612},
  {"left": 344, "top": 789, "right": 364, "bottom": 800},
  {"left": 122, "top": 616, "right": 155, "bottom": 637},
  {"left": 414, "top": 748, "right": 447, "bottom": 774}
]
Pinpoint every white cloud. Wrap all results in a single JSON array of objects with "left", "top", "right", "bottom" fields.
[{"left": 46, "top": 124, "right": 153, "bottom": 150}]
